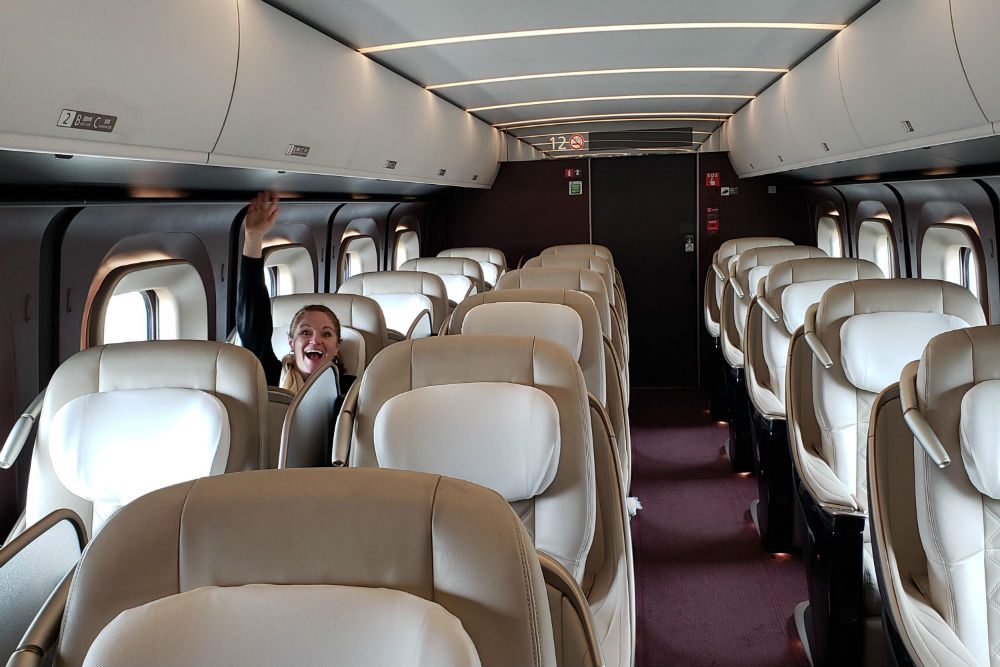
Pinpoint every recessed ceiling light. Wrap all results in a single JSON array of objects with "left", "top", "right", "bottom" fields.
[
  {"left": 359, "top": 22, "right": 846, "bottom": 53},
  {"left": 468, "top": 93, "right": 752, "bottom": 113},
  {"left": 495, "top": 111, "right": 731, "bottom": 128},
  {"left": 426, "top": 66, "right": 788, "bottom": 90}
]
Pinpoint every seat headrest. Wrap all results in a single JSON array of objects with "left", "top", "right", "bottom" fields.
[
  {"left": 49, "top": 388, "right": 230, "bottom": 532},
  {"left": 541, "top": 244, "right": 614, "bottom": 264},
  {"left": 495, "top": 268, "right": 611, "bottom": 333},
  {"left": 375, "top": 383, "right": 560, "bottom": 502},
  {"left": 766, "top": 258, "right": 885, "bottom": 332},
  {"left": 717, "top": 237, "right": 793, "bottom": 264},
  {"left": 780, "top": 280, "right": 845, "bottom": 333},
  {"left": 339, "top": 271, "right": 447, "bottom": 299},
  {"left": 59, "top": 468, "right": 556, "bottom": 667},
  {"left": 960, "top": 380, "right": 1000, "bottom": 499},
  {"left": 84, "top": 584, "right": 481, "bottom": 667},
  {"left": 840, "top": 312, "right": 972, "bottom": 393},
  {"left": 734, "top": 246, "right": 826, "bottom": 296},
  {"left": 463, "top": 302, "right": 584, "bottom": 360},
  {"left": 400, "top": 257, "right": 484, "bottom": 284},
  {"left": 437, "top": 247, "right": 507, "bottom": 268}
]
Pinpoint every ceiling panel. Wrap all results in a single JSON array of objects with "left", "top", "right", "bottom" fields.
[
  {"left": 266, "top": 0, "right": 878, "bottom": 159},
  {"left": 269, "top": 0, "right": 874, "bottom": 47}
]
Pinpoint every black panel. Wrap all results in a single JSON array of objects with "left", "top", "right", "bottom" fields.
[
  {"left": 591, "top": 155, "right": 698, "bottom": 387},
  {"left": 590, "top": 128, "right": 693, "bottom": 151}
]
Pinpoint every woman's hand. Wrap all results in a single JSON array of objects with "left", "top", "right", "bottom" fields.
[{"left": 243, "top": 192, "right": 279, "bottom": 258}]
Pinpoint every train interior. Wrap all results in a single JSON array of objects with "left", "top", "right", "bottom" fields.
[{"left": 3, "top": 1, "right": 1000, "bottom": 666}]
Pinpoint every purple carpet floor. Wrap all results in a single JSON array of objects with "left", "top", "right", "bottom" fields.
[{"left": 630, "top": 388, "right": 808, "bottom": 667}]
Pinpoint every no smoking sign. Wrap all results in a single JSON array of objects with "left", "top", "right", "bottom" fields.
[{"left": 569, "top": 134, "right": 586, "bottom": 150}]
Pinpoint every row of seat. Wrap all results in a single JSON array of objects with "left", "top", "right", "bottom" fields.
[
  {"left": 704, "top": 235, "right": 990, "bottom": 667},
  {"left": 1, "top": 243, "right": 634, "bottom": 667}
]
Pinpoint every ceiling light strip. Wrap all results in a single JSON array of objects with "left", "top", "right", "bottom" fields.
[
  {"left": 427, "top": 66, "right": 788, "bottom": 90},
  {"left": 359, "top": 22, "right": 845, "bottom": 53},
  {"left": 469, "top": 93, "right": 752, "bottom": 113},
  {"left": 519, "top": 128, "right": 714, "bottom": 139},
  {"left": 495, "top": 111, "right": 731, "bottom": 128}
]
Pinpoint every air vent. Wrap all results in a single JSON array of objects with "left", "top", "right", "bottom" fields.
[
  {"left": 901, "top": 120, "right": 915, "bottom": 133},
  {"left": 821, "top": 142, "right": 830, "bottom": 152},
  {"left": 384, "top": 160, "right": 397, "bottom": 169},
  {"left": 472, "top": 174, "right": 478, "bottom": 181},
  {"left": 438, "top": 168, "right": 447, "bottom": 176}
]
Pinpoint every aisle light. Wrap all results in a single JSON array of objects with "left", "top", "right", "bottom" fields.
[
  {"left": 469, "top": 93, "right": 752, "bottom": 113},
  {"left": 494, "top": 111, "right": 731, "bottom": 128},
  {"left": 426, "top": 66, "right": 788, "bottom": 90},
  {"left": 359, "top": 22, "right": 846, "bottom": 53}
]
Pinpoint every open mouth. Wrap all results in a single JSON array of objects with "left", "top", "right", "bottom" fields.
[{"left": 304, "top": 349, "right": 325, "bottom": 361}]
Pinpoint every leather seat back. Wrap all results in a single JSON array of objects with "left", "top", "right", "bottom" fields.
[
  {"left": 338, "top": 271, "right": 448, "bottom": 338},
  {"left": 870, "top": 326, "right": 1000, "bottom": 667},
  {"left": 348, "top": 335, "right": 595, "bottom": 585},
  {"left": 56, "top": 468, "right": 557, "bottom": 667},
  {"left": 27, "top": 341, "right": 268, "bottom": 537},
  {"left": 753, "top": 258, "right": 883, "bottom": 414},
  {"left": 813, "top": 279, "right": 984, "bottom": 503},
  {"left": 400, "top": 257, "right": 485, "bottom": 305},
  {"left": 540, "top": 244, "right": 619, "bottom": 304},
  {"left": 525, "top": 255, "right": 615, "bottom": 309},
  {"left": 270, "top": 293, "right": 387, "bottom": 376},
  {"left": 437, "top": 247, "right": 507, "bottom": 287},
  {"left": 713, "top": 237, "right": 793, "bottom": 319},
  {"left": 722, "top": 245, "right": 826, "bottom": 369}
]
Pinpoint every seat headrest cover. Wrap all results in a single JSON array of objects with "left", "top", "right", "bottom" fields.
[
  {"left": 781, "top": 280, "right": 845, "bottom": 332},
  {"left": 374, "top": 383, "right": 560, "bottom": 502},
  {"left": 373, "top": 293, "right": 434, "bottom": 334},
  {"left": 82, "top": 584, "right": 481, "bottom": 667},
  {"left": 49, "top": 388, "right": 230, "bottom": 516},
  {"left": 840, "top": 312, "right": 970, "bottom": 393},
  {"left": 462, "top": 303, "right": 584, "bottom": 361},
  {"left": 960, "top": 380, "right": 1000, "bottom": 500}
]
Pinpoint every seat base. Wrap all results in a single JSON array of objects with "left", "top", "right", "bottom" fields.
[
  {"left": 794, "top": 601, "right": 816, "bottom": 667},
  {"left": 724, "top": 366, "right": 753, "bottom": 472},
  {"left": 709, "top": 337, "right": 730, "bottom": 422},
  {"left": 751, "top": 411, "right": 794, "bottom": 553}
]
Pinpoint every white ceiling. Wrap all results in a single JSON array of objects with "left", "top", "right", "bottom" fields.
[{"left": 267, "top": 0, "right": 878, "bottom": 157}]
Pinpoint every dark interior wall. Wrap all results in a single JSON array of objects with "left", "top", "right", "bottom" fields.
[
  {"left": 429, "top": 159, "right": 590, "bottom": 268},
  {"left": 697, "top": 153, "right": 811, "bottom": 388},
  {"left": 590, "top": 155, "right": 698, "bottom": 387}
]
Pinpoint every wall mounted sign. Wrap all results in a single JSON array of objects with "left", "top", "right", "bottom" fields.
[
  {"left": 57, "top": 109, "right": 116, "bottom": 133},
  {"left": 569, "top": 180, "right": 583, "bottom": 196},
  {"left": 705, "top": 172, "right": 720, "bottom": 187},
  {"left": 548, "top": 132, "right": 589, "bottom": 151}
]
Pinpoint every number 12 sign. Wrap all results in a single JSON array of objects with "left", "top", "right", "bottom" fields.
[{"left": 548, "top": 132, "right": 588, "bottom": 152}]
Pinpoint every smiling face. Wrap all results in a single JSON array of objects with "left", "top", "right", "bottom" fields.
[{"left": 288, "top": 310, "right": 340, "bottom": 377}]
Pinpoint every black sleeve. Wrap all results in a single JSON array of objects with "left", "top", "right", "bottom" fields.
[{"left": 237, "top": 255, "right": 282, "bottom": 386}]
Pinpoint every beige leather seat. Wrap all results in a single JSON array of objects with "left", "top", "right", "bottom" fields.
[
  {"left": 704, "top": 250, "right": 721, "bottom": 339},
  {"left": 496, "top": 267, "right": 628, "bottom": 397},
  {"left": 711, "top": 237, "right": 792, "bottom": 328},
  {"left": 400, "top": 257, "right": 485, "bottom": 307},
  {"left": 27, "top": 468, "right": 562, "bottom": 667},
  {"left": 344, "top": 336, "right": 633, "bottom": 667},
  {"left": 540, "top": 245, "right": 626, "bottom": 319},
  {"left": 270, "top": 293, "right": 387, "bottom": 377},
  {"left": 719, "top": 245, "right": 824, "bottom": 471},
  {"left": 869, "top": 325, "right": 1000, "bottom": 667},
  {"left": 22, "top": 340, "right": 268, "bottom": 540},
  {"left": 787, "top": 279, "right": 985, "bottom": 667},
  {"left": 743, "top": 257, "right": 884, "bottom": 551},
  {"left": 437, "top": 247, "right": 507, "bottom": 287},
  {"left": 338, "top": 271, "right": 448, "bottom": 340},
  {"left": 524, "top": 255, "right": 627, "bottom": 345},
  {"left": 449, "top": 288, "right": 631, "bottom": 492}
]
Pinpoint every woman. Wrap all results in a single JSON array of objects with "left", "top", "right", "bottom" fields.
[{"left": 237, "top": 192, "right": 353, "bottom": 393}]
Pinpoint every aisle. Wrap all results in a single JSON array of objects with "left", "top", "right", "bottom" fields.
[{"left": 629, "top": 388, "right": 808, "bottom": 667}]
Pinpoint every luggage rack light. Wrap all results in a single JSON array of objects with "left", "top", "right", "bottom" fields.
[{"left": 358, "top": 22, "right": 846, "bottom": 53}]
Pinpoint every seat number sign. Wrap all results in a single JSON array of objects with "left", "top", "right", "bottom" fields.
[
  {"left": 56, "top": 109, "right": 116, "bottom": 133},
  {"left": 548, "top": 133, "right": 588, "bottom": 151}
]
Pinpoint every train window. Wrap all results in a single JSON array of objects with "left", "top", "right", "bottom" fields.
[
  {"left": 97, "top": 263, "right": 207, "bottom": 345},
  {"left": 340, "top": 235, "right": 378, "bottom": 285},
  {"left": 393, "top": 230, "right": 420, "bottom": 269},
  {"left": 104, "top": 290, "right": 156, "bottom": 344},
  {"left": 263, "top": 245, "right": 314, "bottom": 296},
  {"left": 921, "top": 225, "right": 983, "bottom": 301},
  {"left": 858, "top": 219, "right": 896, "bottom": 277},
  {"left": 816, "top": 217, "right": 843, "bottom": 258}
]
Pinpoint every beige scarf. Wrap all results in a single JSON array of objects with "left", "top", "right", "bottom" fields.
[{"left": 279, "top": 354, "right": 307, "bottom": 394}]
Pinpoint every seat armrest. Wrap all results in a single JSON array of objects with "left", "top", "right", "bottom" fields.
[
  {"left": 1, "top": 391, "right": 45, "bottom": 469},
  {"left": 331, "top": 379, "right": 361, "bottom": 467}
]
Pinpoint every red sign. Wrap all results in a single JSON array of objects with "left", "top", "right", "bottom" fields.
[
  {"left": 564, "top": 168, "right": 582, "bottom": 178},
  {"left": 569, "top": 134, "right": 586, "bottom": 150},
  {"left": 705, "top": 172, "right": 720, "bottom": 187},
  {"left": 706, "top": 207, "right": 719, "bottom": 236}
]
